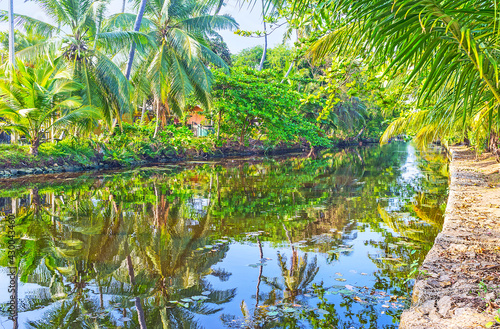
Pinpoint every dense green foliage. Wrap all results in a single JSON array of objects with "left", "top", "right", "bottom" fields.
[
  {"left": 211, "top": 68, "right": 331, "bottom": 146},
  {"left": 291, "top": 0, "right": 500, "bottom": 153},
  {"left": 0, "top": 122, "right": 218, "bottom": 169},
  {"left": 0, "top": 0, "right": 407, "bottom": 161},
  {"left": 3, "top": 0, "right": 494, "bottom": 162}
]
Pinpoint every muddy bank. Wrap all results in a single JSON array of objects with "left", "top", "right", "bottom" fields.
[{"left": 400, "top": 146, "right": 500, "bottom": 328}]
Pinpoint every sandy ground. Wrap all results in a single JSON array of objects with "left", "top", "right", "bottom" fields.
[{"left": 400, "top": 146, "right": 500, "bottom": 328}]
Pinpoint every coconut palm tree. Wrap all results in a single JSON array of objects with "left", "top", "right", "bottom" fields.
[
  {"left": 0, "top": 59, "right": 100, "bottom": 155},
  {"left": 6, "top": 0, "right": 151, "bottom": 130},
  {"left": 299, "top": 0, "right": 500, "bottom": 152},
  {"left": 121, "top": 0, "right": 238, "bottom": 135}
]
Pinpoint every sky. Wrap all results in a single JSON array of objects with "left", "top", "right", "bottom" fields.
[{"left": 0, "top": 0, "right": 289, "bottom": 54}]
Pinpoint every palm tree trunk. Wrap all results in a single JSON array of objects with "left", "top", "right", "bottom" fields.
[
  {"left": 30, "top": 136, "right": 40, "bottom": 156},
  {"left": 140, "top": 100, "right": 147, "bottom": 125},
  {"left": 8, "top": 0, "right": 15, "bottom": 68},
  {"left": 258, "top": 0, "right": 267, "bottom": 71},
  {"left": 282, "top": 223, "right": 295, "bottom": 253},
  {"left": 281, "top": 30, "right": 299, "bottom": 83},
  {"left": 51, "top": 117, "right": 54, "bottom": 143},
  {"left": 8, "top": 0, "right": 17, "bottom": 145},
  {"left": 489, "top": 132, "right": 500, "bottom": 161},
  {"left": 122, "top": 0, "right": 126, "bottom": 13},
  {"left": 125, "top": 0, "right": 148, "bottom": 80},
  {"left": 126, "top": 256, "right": 147, "bottom": 329},
  {"left": 153, "top": 99, "right": 160, "bottom": 138}
]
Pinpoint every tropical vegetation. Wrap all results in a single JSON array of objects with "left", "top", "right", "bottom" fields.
[
  {"left": 1, "top": 0, "right": 499, "bottom": 166},
  {"left": 290, "top": 0, "right": 500, "bottom": 155},
  {"left": 0, "top": 0, "right": 420, "bottom": 169}
]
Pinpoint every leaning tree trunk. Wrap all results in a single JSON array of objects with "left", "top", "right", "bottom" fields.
[
  {"left": 281, "top": 60, "right": 295, "bottom": 83},
  {"left": 125, "top": 0, "right": 148, "bottom": 80}
]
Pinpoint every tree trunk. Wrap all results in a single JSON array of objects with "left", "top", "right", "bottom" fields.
[
  {"left": 153, "top": 99, "right": 160, "bottom": 138},
  {"left": 122, "top": 0, "right": 126, "bottom": 13},
  {"left": 8, "top": 0, "right": 15, "bottom": 68},
  {"left": 30, "top": 136, "right": 40, "bottom": 156},
  {"left": 307, "top": 143, "right": 317, "bottom": 159},
  {"left": 51, "top": 117, "right": 54, "bottom": 143},
  {"left": 140, "top": 99, "right": 147, "bottom": 125},
  {"left": 8, "top": 0, "right": 16, "bottom": 146},
  {"left": 255, "top": 237, "right": 263, "bottom": 307},
  {"left": 30, "top": 188, "right": 41, "bottom": 214},
  {"left": 281, "top": 60, "right": 295, "bottom": 83},
  {"left": 217, "top": 110, "right": 222, "bottom": 140},
  {"left": 125, "top": 0, "right": 148, "bottom": 80},
  {"left": 257, "top": 0, "right": 267, "bottom": 71},
  {"left": 126, "top": 256, "right": 147, "bottom": 329},
  {"left": 489, "top": 131, "right": 500, "bottom": 162}
]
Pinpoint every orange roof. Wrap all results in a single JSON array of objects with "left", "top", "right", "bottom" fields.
[{"left": 186, "top": 106, "right": 206, "bottom": 125}]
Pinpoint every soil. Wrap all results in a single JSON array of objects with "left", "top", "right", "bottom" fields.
[{"left": 400, "top": 146, "right": 500, "bottom": 328}]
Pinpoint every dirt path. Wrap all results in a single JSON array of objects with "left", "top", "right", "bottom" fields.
[{"left": 400, "top": 146, "right": 500, "bottom": 329}]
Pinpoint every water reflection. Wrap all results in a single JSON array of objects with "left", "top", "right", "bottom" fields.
[{"left": 0, "top": 143, "right": 448, "bottom": 328}]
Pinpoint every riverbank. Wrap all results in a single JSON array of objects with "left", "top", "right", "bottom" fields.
[
  {"left": 0, "top": 136, "right": 379, "bottom": 179},
  {"left": 0, "top": 142, "right": 302, "bottom": 178},
  {"left": 400, "top": 146, "right": 500, "bottom": 328}
]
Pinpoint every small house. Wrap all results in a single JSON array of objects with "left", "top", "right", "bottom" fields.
[{"left": 186, "top": 106, "right": 214, "bottom": 137}]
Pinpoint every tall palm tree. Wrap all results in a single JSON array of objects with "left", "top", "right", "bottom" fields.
[
  {"left": 12, "top": 0, "right": 150, "bottom": 130},
  {"left": 123, "top": 0, "right": 238, "bottom": 136}
]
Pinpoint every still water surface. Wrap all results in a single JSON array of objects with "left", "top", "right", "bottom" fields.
[{"left": 0, "top": 143, "right": 448, "bottom": 328}]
